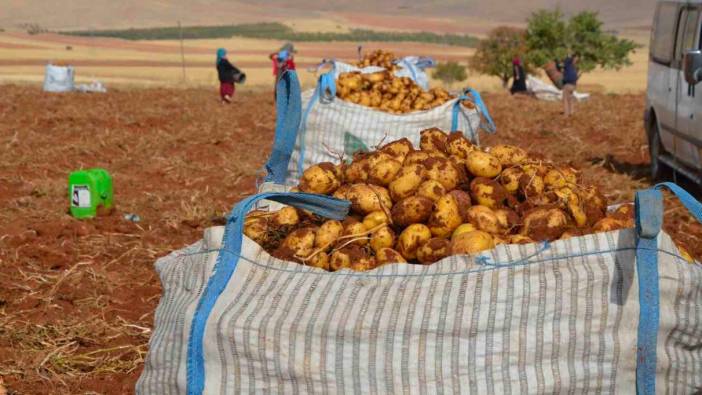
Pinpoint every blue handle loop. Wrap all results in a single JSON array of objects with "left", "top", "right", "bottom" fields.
[
  {"left": 396, "top": 58, "right": 419, "bottom": 83},
  {"left": 264, "top": 71, "right": 302, "bottom": 184},
  {"left": 451, "top": 88, "right": 496, "bottom": 144},
  {"left": 465, "top": 88, "right": 496, "bottom": 134},
  {"left": 633, "top": 182, "right": 702, "bottom": 395},
  {"left": 186, "top": 192, "right": 350, "bottom": 395}
]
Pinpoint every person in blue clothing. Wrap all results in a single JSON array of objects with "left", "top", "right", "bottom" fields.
[{"left": 561, "top": 53, "right": 579, "bottom": 116}]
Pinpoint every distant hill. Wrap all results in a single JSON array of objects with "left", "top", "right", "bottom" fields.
[{"left": 0, "top": 0, "right": 656, "bottom": 34}]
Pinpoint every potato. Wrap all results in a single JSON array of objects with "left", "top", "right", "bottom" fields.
[
  {"left": 489, "top": 145, "right": 527, "bottom": 166},
  {"left": 344, "top": 158, "right": 370, "bottom": 183},
  {"left": 380, "top": 138, "right": 413, "bottom": 162},
  {"left": 465, "top": 150, "right": 502, "bottom": 178},
  {"left": 519, "top": 173, "right": 545, "bottom": 197},
  {"left": 544, "top": 168, "right": 570, "bottom": 189},
  {"left": 499, "top": 167, "right": 524, "bottom": 194},
  {"left": 467, "top": 205, "right": 502, "bottom": 234},
  {"left": 307, "top": 251, "right": 330, "bottom": 270},
  {"left": 559, "top": 227, "right": 588, "bottom": 240},
  {"left": 273, "top": 206, "right": 300, "bottom": 226},
  {"left": 492, "top": 234, "right": 508, "bottom": 245},
  {"left": 428, "top": 193, "right": 464, "bottom": 238},
  {"left": 424, "top": 157, "right": 460, "bottom": 191},
  {"left": 448, "top": 190, "right": 472, "bottom": 220},
  {"left": 450, "top": 231, "right": 494, "bottom": 255},
  {"left": 557, "top": 188, "right": 587, "bottom": 227},
  {"left": 368, "top": 156, "right": 402, "bottom": 186},
  {"left": 243, "top": 215, "right": 269, "bottom": 244},
  {"left": 332, "top": 184, "right": 351, "bottom": 200},
  {"left": 582, "top": 186, "right": 608, "bottom": 227},
  {"left": 397, "top": 224, "right": 432, "bottom": 260},
  {"left": 417, "top": 180, "right": 447, "bottom": 202},
  {"left": 351, "top": 255, "right": 378, "bottom": 272},
  {"left": 419, "top": 127, "right": 448, "bottom": 153},
  {"left": 609, "top": 204, "right": 635, "bottom": 227},
  {"left": 315, "top": 220, "right": 344, "bottom": 251},
  {"left": 330, "top": 245, "right": 367, "bottom": 271},
  {"left": 370, "top": 225, "right": 396, "bottom": 253},
  {"left": 391, "top": 195, "right": 433, "bottom": 227},
  {"left": 362, "top": 210, "right": 391, "bottom": 230},
  {"left": 508, "top": 234, "right": 534, "bottom": 245},
  {"left": 416, "top": 238, "right": 451, "bottom": 264},
  {"left": 275, "top": 227, "right": 317, "bottom": 261},
  {"left": 593, "top": 217, "right": 628, "bottom": 233},
  {"left": 446, "top": 131, "right": 474, "bottom": 159},
  {"left": 389, "top": 164, "right": 426, "bottom": 202},
  {"left": 520, "top": 208, "right": 569, "bottom": 241},
  {"left": 364, "top": 71, "right": 385, "bottom": 83},
  {"left": 494, "top": 208, "right": 520, "bottom": 232},
  {"left": 346, "top": 183, "right": 392, "bottom": 214},
  {"left": 452, "top": 223, "right": 477, "bottom": 241},
  {"left": 404, "top": 150, "right": 432, "bottom": 165},
  {"left": 366, "top": 151, "right": 393, "bottom": 168},
  {"left": 676, "top": 244, "right": 694, "bottom": 263},
  {"left": 448, "top": 156, "right": 471, "bottom": 190},
  {"left": 470, "top": 177, "right": 508, "bottom": 209},
  {"left": 376, "top": 248, "right": 407, "bottom": 265},
  {"left": 342, "top": 220, "right": 369, "bottom": 246},
  {"left": 298, "top": 162, "right": 341, "bottom": 195}
]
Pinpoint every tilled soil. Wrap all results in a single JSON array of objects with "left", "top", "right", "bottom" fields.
[{"left": 0, "top": 85, "right": 699, "bottom": 394}]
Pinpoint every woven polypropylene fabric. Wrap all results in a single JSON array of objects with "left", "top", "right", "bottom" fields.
[
  {"left": 137, "top": 227, "right": 702, "bottom": 394},
  {"left": 284, "top": 89, "right": 482, "bottom": 186}
]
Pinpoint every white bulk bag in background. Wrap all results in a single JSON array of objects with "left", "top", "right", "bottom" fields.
[
  {"left": 43, "top": 63, "right": 75, "bottom": 92},
  {"left": 527, "top": 75, "right": 590, "bottom": 102},
  {"left": 263, "top": 71, "right": 496, "bottom": 188}
]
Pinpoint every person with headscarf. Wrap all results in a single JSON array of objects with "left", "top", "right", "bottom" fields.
[
  {"left": 269, "top": 43, "right": 297, "bottom": 97},
  {"left": 216, "top": 48, "right": 242, "bottom": 103},
  {"left": 510, "top": 56, "right": 527, "bottom": 95}
]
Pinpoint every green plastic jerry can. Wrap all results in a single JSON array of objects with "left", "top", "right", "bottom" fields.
[{"left": 68, "top": 168, "right": 113, "bottom": 219}]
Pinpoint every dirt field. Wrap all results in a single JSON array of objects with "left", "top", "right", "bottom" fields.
[{"left": 1, "top": 84, "right": 700, "bottom": 394}]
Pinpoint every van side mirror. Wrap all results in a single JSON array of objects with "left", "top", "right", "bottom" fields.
[{"left": 684, "top": 50, "right": 702, "bottom": 85}]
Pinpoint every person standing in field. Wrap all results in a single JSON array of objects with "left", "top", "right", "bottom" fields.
[
  {"left": 216, "top": 48, "right": 241, "bottom": 104},
  {"left": 561, "top": 53, "right": 579, "bottom": 116},
  {"left": 510, "top": 56, "right": 528, "bottom": 95},
  {"left": 269, "top": 42, "right": 297, "bottom": 98}
]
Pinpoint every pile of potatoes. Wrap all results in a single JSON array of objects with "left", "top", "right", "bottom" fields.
[
  {"left": 356, "top": 49, "right": 398, "bottom": 71},
  {"left": 336, "top": 71, "right": 459, "bottom": 114},
  {"left": 244, "top": 127, "right": 640, "bottom": 272}
]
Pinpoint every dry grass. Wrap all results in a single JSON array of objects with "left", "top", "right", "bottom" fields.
[{"left": 0, "top": 85, "right": 699, "bottom": 394}]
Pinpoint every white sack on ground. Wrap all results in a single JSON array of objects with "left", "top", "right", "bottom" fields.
[{"left": 527, "top": 75, "right": 590, "bottom": 102}]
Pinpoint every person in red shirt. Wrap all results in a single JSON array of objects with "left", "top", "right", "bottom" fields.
[{"left": 269, "top": 43, "right": 297, "bottom": 97}]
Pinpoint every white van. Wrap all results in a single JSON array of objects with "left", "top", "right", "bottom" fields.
[{"left": 646, "top": 0, "right": 702, "bottom": 182}]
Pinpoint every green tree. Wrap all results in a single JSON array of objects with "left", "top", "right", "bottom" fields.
[
  {"left": 525, "top": 9, "right": 639, "bottom": 75},
  {"left": 469, "top": 26, "right": 531, "bottom": 88},
  {"left": 431, "top": 61, "right": 468, "bottom": 87}
]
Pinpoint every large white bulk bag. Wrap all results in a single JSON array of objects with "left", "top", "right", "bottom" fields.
[
  {"left": 262, "top": 71, "right": 495, "bottom": 188},
  {"left": 137, "top": 183, "right": 702, "bottom": 394},
  {"left": 43, "top": 63, "right": 74, "bottom": 92}
]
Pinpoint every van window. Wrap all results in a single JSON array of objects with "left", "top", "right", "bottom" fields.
[
  {"left": 651, "top": 2, "right": 681, "bottom": 64},
  {"left": 676, "top": 9, "right": 700, "bottom": 60}
]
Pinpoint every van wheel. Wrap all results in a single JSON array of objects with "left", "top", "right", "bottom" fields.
[{"left": 648, "top": 123, "right": 666, "bottom": 181}]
